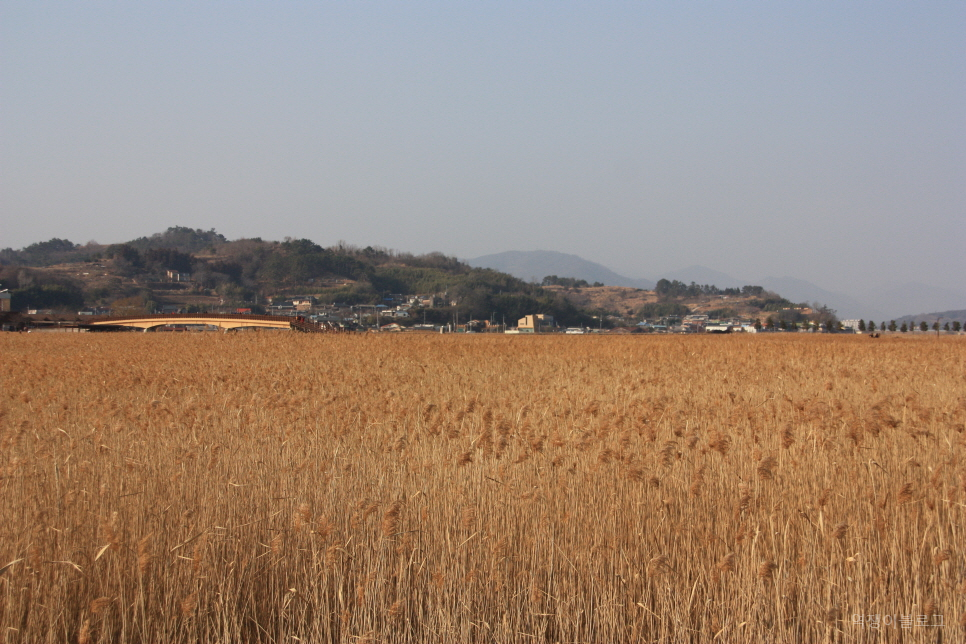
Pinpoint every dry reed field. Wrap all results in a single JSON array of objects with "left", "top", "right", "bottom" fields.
[{"left": 1, "top": 332, "right": 964, "bottom": 643}]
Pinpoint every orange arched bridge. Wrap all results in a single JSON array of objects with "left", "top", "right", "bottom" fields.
[{"left": 85, "top": 313, "right": 339, "bottom": 333}]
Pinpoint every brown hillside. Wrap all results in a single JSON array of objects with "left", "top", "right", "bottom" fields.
[
  {"left": 545, "top": 285, "right": 788, "bottom": 318},
  {"left": 543, "top": 285, "right": 656, "bottom": 316}
]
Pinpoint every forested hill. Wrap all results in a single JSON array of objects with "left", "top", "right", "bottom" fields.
[
  {"left": 0, "top": 227, "right": 596, "bottom": 326},
  {"left": 1, "top": 227, "right": 824, "bottom": 328}
]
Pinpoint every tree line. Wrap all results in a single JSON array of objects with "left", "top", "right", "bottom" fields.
[
  {"left": 654, "top": 279, "right": 766, "bottom": 298},
  {"left": 857, "top": 320, "right": 962, "bottom": 333},
  {"left": 541, "top": 275, "right": 604, "bottom": 288}
]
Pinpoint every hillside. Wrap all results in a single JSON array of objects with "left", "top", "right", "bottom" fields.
[
  {"left": 0, "top": 228, "right": 596, "bottom": 327},
  {"left": 544, "top": 283, "right": 815, "bottom": 325},
  {"left": 2, "top": 228, "right": 839, "bottom": 329}
]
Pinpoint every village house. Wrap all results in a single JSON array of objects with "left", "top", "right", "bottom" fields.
[
  {"left": 517, "top": 314, "right": 555, "bottom": 333},
  {"left": 166, "top": 270, "right": 191, "bottom": 282},
  {"left": 682, "top": 314, "right": 709, "bottom": 333}
]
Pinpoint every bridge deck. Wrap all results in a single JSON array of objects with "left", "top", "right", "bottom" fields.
[{"left": 86, "top": 313, "right": 335, "bottom": 332}]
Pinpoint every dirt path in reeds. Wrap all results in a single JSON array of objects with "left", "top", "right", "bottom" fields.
[{"left": 1, "top": 333, "right": 964, "bottom": 643}]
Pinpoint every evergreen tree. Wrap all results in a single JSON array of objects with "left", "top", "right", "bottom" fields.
[
  {"left": 858, "top": 319, "right": 866, "bottom": 332},
  {"left": 888, "top": 320, "right": 897, "bottom": 332},
  {"left": 868, "top": 321, "right": 876, "bottom": 332}
]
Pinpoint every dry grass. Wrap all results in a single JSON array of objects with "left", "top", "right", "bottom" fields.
[{"left": 1, "top": 333, "right": 964, "bottom": 643}]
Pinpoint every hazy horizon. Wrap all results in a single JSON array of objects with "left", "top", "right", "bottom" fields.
[{"left": 3, "top": 2, "right": 964, "bottom": 301}]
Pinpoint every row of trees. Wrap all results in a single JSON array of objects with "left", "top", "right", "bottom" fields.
[
  {"left": 541, "top": 275, "right": 604, "bottom": 288},
  {"left": 654, "top": 279, "right": 765, "bottom": 298},
  {"left": 0, "top": 228, "right": 229, "bottom": 267},
  {"left": 0, "top": 238, "right": 83, "bottom": 266},
  {"left": 104, "top": 244, "right": 195, "bottom": 274},
  {"left": 857, "top": 320, "right": 962, "bottom": 333}
]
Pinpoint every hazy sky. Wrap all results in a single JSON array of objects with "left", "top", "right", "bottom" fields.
[{"left": 3, "top": 2, "right": 964, "bottom": 295}]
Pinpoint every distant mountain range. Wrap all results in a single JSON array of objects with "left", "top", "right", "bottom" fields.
[
  {"left": 468, "top": 251, "right": 655, "bottom": 290},
  {"left": 895, "top": 309, "right": 966, "bottom": 325},
  {"left": 468, "top": 250, "right": 966, "bottom": 320},
  {"left": 862, "top": 283, "right": 966, "bottom": 323},
  {"left": 755, "top": 276, "right": 875, "bottom": 321}
]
